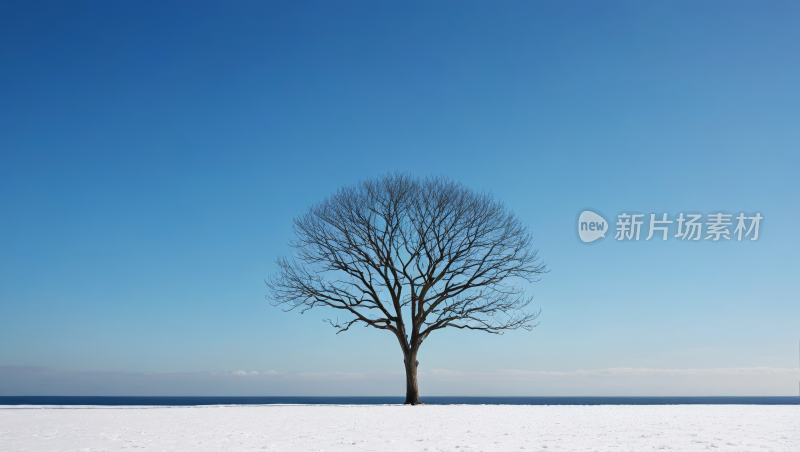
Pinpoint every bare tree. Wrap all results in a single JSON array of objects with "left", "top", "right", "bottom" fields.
[{"left": 266, "top": 173, "right": 547, "bottom": 404}]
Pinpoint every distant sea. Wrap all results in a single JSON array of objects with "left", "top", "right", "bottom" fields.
[{"left": 1, "top": 396, "right": 798, "bottom": 406}]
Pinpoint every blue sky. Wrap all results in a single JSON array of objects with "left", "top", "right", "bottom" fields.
[{"left": 1, "top": 1, "right": 799, "bottom": 396}]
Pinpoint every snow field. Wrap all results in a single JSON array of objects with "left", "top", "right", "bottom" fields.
[{"left": 0, "top": 404, "right": 797, "bottom": 451}]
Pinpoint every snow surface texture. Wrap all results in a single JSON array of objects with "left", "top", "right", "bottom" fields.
[{"left": 0, "top": 405, "right": 798, "bottom": 451}]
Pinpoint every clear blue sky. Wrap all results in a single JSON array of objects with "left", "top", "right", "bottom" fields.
[{"left": 1, "top": 1, "right": 798, "bottom": 395}]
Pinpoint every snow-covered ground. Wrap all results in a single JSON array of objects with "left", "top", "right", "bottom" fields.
[{"left": 0, "top": 404, "right": 797, "bottom": 451}]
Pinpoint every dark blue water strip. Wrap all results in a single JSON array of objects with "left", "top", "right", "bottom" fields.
[{"left": 1, "top": 396, "right": 798, "bottom": 406}]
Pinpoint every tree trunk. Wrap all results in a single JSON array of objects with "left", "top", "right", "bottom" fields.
[{"left": 403, "top": 349, "right": 422, "bottom": 405}]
